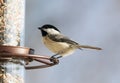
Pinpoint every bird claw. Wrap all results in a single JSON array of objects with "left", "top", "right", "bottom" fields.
[{"left": 50, "top": 56, "right": 59, "bottom": 64}]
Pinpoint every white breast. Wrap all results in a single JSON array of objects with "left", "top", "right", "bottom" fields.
[{"left": 42, "top": 37, "right": 76, "bottom": 56}]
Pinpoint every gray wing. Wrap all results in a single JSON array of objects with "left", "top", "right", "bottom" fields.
[{"left": 48, "top": 34, "right": 79, "bottom": 45}]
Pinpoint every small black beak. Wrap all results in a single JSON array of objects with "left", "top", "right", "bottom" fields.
[{"left": 38, "top": 27, "right": 42, "bottom": 30}]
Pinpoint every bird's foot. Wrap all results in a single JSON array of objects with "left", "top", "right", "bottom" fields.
[{"left": 50, "top": 54, "right": 62, "bottom": 64}]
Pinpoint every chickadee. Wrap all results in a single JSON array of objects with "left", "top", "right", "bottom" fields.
[{"left": 38, "top": 24, "right": 102, "bottom": 59}]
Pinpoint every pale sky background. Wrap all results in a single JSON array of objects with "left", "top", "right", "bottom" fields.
[{"left": 25, "top": 0, "right": 120, "bottom": 83}]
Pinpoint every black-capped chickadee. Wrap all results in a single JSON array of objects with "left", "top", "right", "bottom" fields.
[{"left": 38, "top": 24, "right": 102, "bottom": 59}]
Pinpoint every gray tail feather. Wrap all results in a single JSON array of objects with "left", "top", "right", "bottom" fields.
[{"left": 78, "top": 45, "right": 102, "bottom": 50}]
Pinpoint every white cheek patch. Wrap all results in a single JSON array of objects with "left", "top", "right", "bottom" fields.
[{"left": 45, "top": 29, "right": 60, "bottom": 34}]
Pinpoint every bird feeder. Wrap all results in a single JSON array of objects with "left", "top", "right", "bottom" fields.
[{"left": 0, "top": 0, "right": 59, "bottom": 83}]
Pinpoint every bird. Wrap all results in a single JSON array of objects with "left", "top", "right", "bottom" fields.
[{"left": 38, "top": 24, "right": 102, "bottom": 59}]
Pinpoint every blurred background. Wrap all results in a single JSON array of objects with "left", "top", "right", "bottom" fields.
[{"left": 25, "top": 0, "right": 120, "bottom": 83}]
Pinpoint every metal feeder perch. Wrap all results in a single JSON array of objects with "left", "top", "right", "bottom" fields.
[
  {"left": 0, "top": 46, "right": 59, "bottom": 83},
  {"left": 0, "top": 46, "right": 59, "bottom": 69}
]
